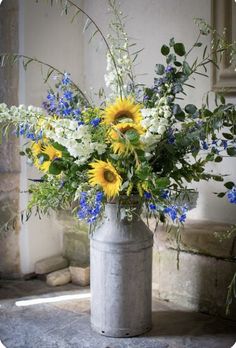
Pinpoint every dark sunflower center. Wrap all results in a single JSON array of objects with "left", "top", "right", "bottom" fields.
[{"left": 104, "top": 170, "right": 116, "bottom": 183}]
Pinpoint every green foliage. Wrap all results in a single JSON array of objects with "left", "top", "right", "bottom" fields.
[
  {"left": 174, "top": 43, "right": 186, "bottom": 56},
  {"left": 155, "top": 64, "right": 165, "bottom": 75},
  {"left": 161, "top": 45, "right": 170, "bottom": 56}
]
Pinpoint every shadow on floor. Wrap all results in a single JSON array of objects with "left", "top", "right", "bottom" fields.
[
  {"left": 0, "top": 279, "right": 83, "bottom": 300},
  {"left": 147, "top": 310, "right": 236, "bottom": 337}
]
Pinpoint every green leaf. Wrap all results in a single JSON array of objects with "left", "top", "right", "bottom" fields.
[
  {"left": 183, "top": 61, "right": 192, "bottom": 75},
  {"left": 173, "top": 104, "right": 182, "bottom": 115},
  {"left": 227, "top": 147, "right": 236, "bottom": 156},
  {"left": 52, "top": 142, "right": 68, "bottom": 152},
  {"left": 214, "top": 156, "right": 222, "bottom": 163},
  {"left": 169, "top": 37, "right": 175, "bottom": 47},
  {"left": 203, "top": 45, "right": 208, "bottom": 59},
  {"left": 166, "top": 54, "right": 176, "bottom": 64},
  {"left": 224, "top": 181, "right": 235, "bottom": 190},
  {"left": 161, "top": 45, "right": 170, "bottom": 56},
  {"left": 121, "top": 181, "right": 129, "bottom": 190},
  {"left": 156, "top": 177, "right": 170, "bottom": 188},
  {"left": 222, "top": 133, "right": 233, "bottom": 140},
  {"left": 185, "top": 104, "right": 197, "bottom": 115},
  {"left": 136, "top": 166, "right": 150, "bottom": 180},
  {"left": 231, "top": 125, "right": 236, "bottom": 135},
  {"left": 173, "top": 104, "right": 185, "bottom": 121},
  {"left": 217, "top": 192, "right": 226, "bottom": 198},
  {"left": 202, "top": 108, "right": 212, "bottom": 117},
  {"left": 194, "top": 42, "right": 202, "bottom": 47},
  {"left": 212, "top": 175, "right": 224, "bottom": 182},
  {"left": 125, "top": 129, "right": 139, "bottom": 144},
  {"left": 155, "top": 64, "right": 165, "bottom": 75},
  {"left": 220, "top": 95, "right": 225, "bottom": 104},
  {"left": 109, "top": 153, "right": 120, "bottom": 160},
  {"left": 175, "top": 112, "right": 185, "bottom": 122},
  {"left": 48, "top": 160, "right": 64, "bottom": 175},
  {"left": 174, "top": 61, "right": 182, "bottom": 67},
  {"left": 174, "top": 43, "right": 186, "bottom": 56}
]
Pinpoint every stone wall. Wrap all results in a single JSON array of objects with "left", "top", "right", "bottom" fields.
[
  {"left": 152, "top": 221, "right": 236, "bottom": 320},
  {"left": 0, "top": 0, "right": 21, "bottom": 278}
]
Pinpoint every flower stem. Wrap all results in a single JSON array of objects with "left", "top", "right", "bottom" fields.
[
  {"left": 0, "top": 53, "right": 91, "bottom": 106},
  {"left": 65, "top": 0, "right": 123, "bottom": 99}
]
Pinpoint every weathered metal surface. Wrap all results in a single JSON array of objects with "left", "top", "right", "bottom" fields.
[{"left": 90, "top": 202, "right": 153, "bottom": 337}]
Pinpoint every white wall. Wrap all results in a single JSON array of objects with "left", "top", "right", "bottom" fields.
[
  {"left": 18, "top": 0, "right": 236, "bottom": 273},
  {"left": 18, "top": 0, "right": 85, "bottom": 273}
]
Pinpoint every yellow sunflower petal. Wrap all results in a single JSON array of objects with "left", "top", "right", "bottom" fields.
[
  {"left": 108, "top": 122, "right": 145, "bottom": 155},
  {"left": 103, "top": 97, "right": 143, "bottom": 125},
  {"left": 88, "top": 160, "right": 122, "bottom": 199},
  {"left": 31, "top": 140, "right": 62, "bottom": 173}
]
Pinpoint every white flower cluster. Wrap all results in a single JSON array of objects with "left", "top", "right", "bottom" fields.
[
  {"left": 104, "top": 43, "right": 132, "bottom": 99},
  {"left": 141, "top": 97, "right": 172, "bottom": 152},
  {"left": 0, "top": 103, "right": 42, "bottom": 126},
  {"left": 0, "top": 103, "right": 106, "bottom": 165},
  {"left": 45, "top": 119, "right": 106, "bottom": 165}
]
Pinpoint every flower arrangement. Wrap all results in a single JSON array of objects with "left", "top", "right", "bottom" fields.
[{"left": 0, "top": 0, "right": 236, "bottom": 229}]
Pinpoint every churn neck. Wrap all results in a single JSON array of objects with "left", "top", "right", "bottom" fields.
[{"left": 105, "top": 196, "right": 142, "bottom": 222}]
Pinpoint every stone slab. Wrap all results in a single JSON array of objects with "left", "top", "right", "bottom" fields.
[
  {"left": 46, "top": 268, "right": 71, "bottom": 287},
  {"left": 153, "top": 220, "right": 235, "bottom": 259},
  {"left": 69, "top": 266, "right": 90, "bottom": 286},
  {"left": 35, "top": 255, "right": 69, "bottom": 275},
  {"left": 153, "top": 247, "right": 236, "bottom": 320},
  {"left": 0, "top": 279, "right": 236, "bottom": 348}
]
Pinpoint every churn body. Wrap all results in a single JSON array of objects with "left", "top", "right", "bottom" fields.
[{"left": 90, "top": 202, "right": 153, "bottom": 337}]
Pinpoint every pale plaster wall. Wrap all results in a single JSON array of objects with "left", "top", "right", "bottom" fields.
[
  {"left": 18, "top": 0, "right": 236, "bottom": 273},
  {"left": 18, "top": 0, "right": 85, "bottom": 274}
]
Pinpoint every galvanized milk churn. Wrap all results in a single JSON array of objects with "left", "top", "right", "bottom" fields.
[{"left": 90, "top": 199, "right": 153, "bottom": 337}]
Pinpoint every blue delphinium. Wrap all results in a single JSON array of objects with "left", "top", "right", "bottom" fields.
[
  {"left": 149, "top": 203, "right": 156, "bottom": 211},
  {"left": 164, "top": 205, "right": 178, "bottom": 221},
  {"left": 179, "top": 205, "right": 188, "bottom": 223},
  {"left": 167, "top": 129, "right": 175, "bottom": 144},
  {"left": 227, "top": 187, "right": 236, "bottom": 204},
  {"left": 165, "top": 65, "right": 174, "bottom": 73},
  {"left": 221, "top": 140, "right": 228, "bottom": 150},
  {"left": 61, "top": 72, "right": 71, "bottom": 85},
  {"left": 17, "top": 123, "right": 42, "bottom": 142},
  {"left": 63, "top": 91, "right": 73, "bottom": 101},
  {"left": 160, "top": 190, "right": 169, "bottom": 199},
  {"left": 90, "top": 118, "right": 101, "bottom": 127},
  {"left": 201, "top": 140, "right": 208, "bottom": 150},
  {"left": 77, "top": 191, "right": 104, "bottom": 223},
  {"left": 164, "top": 204, "right": 188, "bottom": 223},
  {"left": 144, "top": 191, "right": 152, "bottom": 199}
]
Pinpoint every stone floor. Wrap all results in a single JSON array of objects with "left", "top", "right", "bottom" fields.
[{"left": 0, "top": 280, "right": 235, "bottom": 348}]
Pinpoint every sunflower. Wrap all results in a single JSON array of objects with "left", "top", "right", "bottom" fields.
[
  {"left": 88, "top": 160, "right": 122, "bottom": 199},
  {"left": 108, "top": 122, "right": 145, "bottom": 155},
  {"left": 31, "top": 140, "right": 62, "bottom": 173},
  {"left": 103, "top": 97, "right": 142, "bottom": 125}
]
